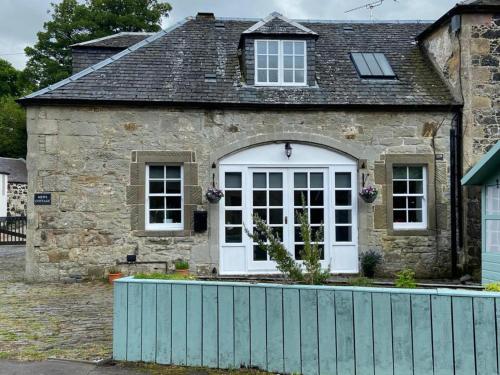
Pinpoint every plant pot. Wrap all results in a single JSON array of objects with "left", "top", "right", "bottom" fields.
[
  {"left": 175, "top": 269, "right": 189, "bottom": 276},
  {"left": 108, "top": 272, "right": 123, "bottom": 284},
  {"left": 360, "top": 191, "right": 378, "bottom": 203},
  {"left": 206, "top": 191, "right": 222, "bottom": 203}
]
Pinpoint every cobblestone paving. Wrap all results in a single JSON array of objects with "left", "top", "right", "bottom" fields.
[
  {"left": 0, "top": 245, "right": 25, "bottom": 281},
  {"left": 0, "top": 281, "right": 113, "bottom": 361}
]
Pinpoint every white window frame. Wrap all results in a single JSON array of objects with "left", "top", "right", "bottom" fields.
[
  {"left": 392, "top": 166, "right": 428, "bottom": 230},
  {"left": 254, "top": 39, "right": 307, "bottom": 86},
  {"left": 145, "top": 164, "right": 183, "bottom": 231}
]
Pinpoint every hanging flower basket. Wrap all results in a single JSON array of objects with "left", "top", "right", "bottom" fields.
[
  {"left": 206, "top": 187, "right": 224, "bottom": 203},
  {"left": 359, "top": 186, "right": 378, "bottom": 203}
]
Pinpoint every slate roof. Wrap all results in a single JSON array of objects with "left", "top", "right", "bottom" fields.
[
  {"left": 71, "top": 32, "right": 154, "bottom": 49},
  {"left": 242, "top": 12, "right": 317, "bottom": 36},
  {"left": 20, "top": 15, "right": 457, "bottom": 108},
  {"left": 0, "top": 158, "right": 27, "bottom": 184}
]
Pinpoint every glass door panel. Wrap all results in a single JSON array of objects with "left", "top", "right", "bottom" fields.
[{"left": 334, "top": 171, "right": 353, "bottom": 243}]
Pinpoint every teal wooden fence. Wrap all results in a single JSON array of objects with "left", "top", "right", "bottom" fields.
[{"left": 113, "top": 277, "right": 500, "bottom": 375}]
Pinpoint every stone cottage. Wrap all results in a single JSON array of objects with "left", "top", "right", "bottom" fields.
[
  {"left": 0, "top": 157, "right": 28, "bottom": 217},
  {"left": 19, "top": 0, "right": 500, "bottom": 281}
]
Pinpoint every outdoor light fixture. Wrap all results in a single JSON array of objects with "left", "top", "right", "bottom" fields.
[{"left": 285, "top": 142, "right": 292, "bottom": 158}]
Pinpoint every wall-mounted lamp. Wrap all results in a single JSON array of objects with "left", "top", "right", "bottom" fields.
[{"left": 285, "top": 142, "right": 292, "bottom": 158}]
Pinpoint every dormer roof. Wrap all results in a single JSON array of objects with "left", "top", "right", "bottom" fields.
[{"left": 242, "top": 12, "right": 318, "bottom": 36}]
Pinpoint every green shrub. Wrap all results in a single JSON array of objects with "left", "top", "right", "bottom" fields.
[
  {"left": 485, "top": 282, "right": 500, "bottom": 292},
  {"left": 134, "top": 272, "right": 194, "bottom": 280},
  {"left": 348, "top": 277, "right": 374, "bottom": 287},
  {"left": 395, "top": 268, "right": 417, "bottom": 288},
  {"left": 360, "top": 249, "right": 382, "bottom": 278},
  {"left": 174, "top": 260, "right": 189, "bottom": 270}
]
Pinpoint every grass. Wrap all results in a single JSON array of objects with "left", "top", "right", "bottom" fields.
[
  {"left": 119, "top": 362, "right": 273, "bottom": 374},
  {"left": 134, "top": 273, "right": 195, "bottom": 281},
  {"left": 348, "top": 276, "right": 374, "bottom": 287}
]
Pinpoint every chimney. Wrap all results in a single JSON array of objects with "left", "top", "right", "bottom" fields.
[{"left": 196, "top": 12, "right": 215, "bottom": 20}]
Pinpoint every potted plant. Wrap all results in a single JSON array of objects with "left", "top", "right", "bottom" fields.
[
  {"left": 108, "top": 266, "right": 123, "bottom": 283},
  {"left": 359, "top": 185, "right": 378, "bottom": 203},
  {"left": 360, "top": 249, "right": 382, "bottom": 278},
  {"left": 206, "top": 187, "right": 224, "bottom": 203},
  {"left": 174, "top": 260, "right": 190, "bottom": 276}
]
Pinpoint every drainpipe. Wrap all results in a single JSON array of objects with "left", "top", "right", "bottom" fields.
[{"left": 450, "top": 109, "right": 463, "bottom": 278}]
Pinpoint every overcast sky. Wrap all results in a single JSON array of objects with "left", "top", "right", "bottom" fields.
[{"left": 1, "top": 0, "right": 458, "bottom": 69}]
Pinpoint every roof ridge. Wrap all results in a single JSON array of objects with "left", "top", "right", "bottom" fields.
[
  {"left": 23, "top": 18, "right": 192, "bottom": 100},
  {"left": 218, "top": 16, "right": 434, "bottom": 24},
  {"left": 70, "top": 31, "right": 155, "bottom": 47}
]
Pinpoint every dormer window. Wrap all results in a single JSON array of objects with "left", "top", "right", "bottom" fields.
[{"left": 255, "top": 40, "right": 307, "bottom": 86}]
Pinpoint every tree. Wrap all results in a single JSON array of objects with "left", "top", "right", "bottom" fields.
[
  {"left": 24, "top": 0, "right": 172, "bottom": 89},
  {"left": 0, "top": 97, "right": 27, "bottom": 159},
  {"left": 0, "top": 59, "right": 22, "bottom": 97}
]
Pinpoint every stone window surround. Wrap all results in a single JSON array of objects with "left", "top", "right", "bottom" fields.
[
  {"left": 375, "top": 154, "right": 437, "bottom": 236},
  {"left": 127, "top": 151, "right": 202, "bottom": 237}
]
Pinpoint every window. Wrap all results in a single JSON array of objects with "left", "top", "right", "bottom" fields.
[
  {"left": 334, "top": 172, "right": 353, "bottom": 242},
  {"left": 392, "top": 166, "right": 427, "bottom": 230},
  {"left": 224, "top": 172, "right": 243, "bottom": 243},
  {"left": 255, "top": 40, "right": 306, "bottom": 85},
  {"left": 145, "top": 165, "right": 183, "bottom": 230},
  {"left": 351, "top": 52, "right": 396, "bottom": 79},
  {"left": 486, "top": 186, "right": 500, "bottom": 253}
]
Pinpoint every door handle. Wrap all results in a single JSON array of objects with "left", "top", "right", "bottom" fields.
[{"left": 285, "top": 216, "right": 288, "bottom": 224}]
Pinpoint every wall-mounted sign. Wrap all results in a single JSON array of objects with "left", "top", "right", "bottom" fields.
[{"left": 34, "top": 193, "right": 51, "bottom": 205}]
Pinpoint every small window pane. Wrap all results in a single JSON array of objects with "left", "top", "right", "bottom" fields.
[
  {"left": 295, "top": 56, "right": 304, "bottom": 69},
  {"left": 166, "top": 210, "right": 181, "bottom": 223},
  {"left": 269, "top": 191, "right": 283, "bottom": 206},
  {"left": 254, "top": 245, "right": 267, "bottom": 261},
  {"left": 257, "top": 69, "right": 267, "bottom": 82},
  {"left": 310, "top": 173, "right": 323, "bottom": 188},
  {"left": 393, "top": 167, "right": 407, "bottom": 179},
  {"left": 166, "top": 196, "right": 181, "bottom": 209},
  {"left": 409, "top": 167, "right": 423, "bottom": 179},
  {"left": 149, "top": 166, "right": 164, "bottom": 178},
  {"left": 270, "top": 209, "right": 283, "bottom": 224},
  {"left": 166, "top": 166, "right": 180, "bottom": 178},
  {"left": 294, "top": 191, "right": 308, "bottom": 206},
  {"left": 269, "top": 69, "right": 278, "bottom": 82},
  {"left": 256, "top": 41, "right": 267, "bottom": 54},
  {"left": 284, "top": 70, "right": 293, "bottom": 83},
  {"left": 409, "top": 181, "right": 423, "bottom": 194},
  {"left": 408, "top": 196, "right": 423, "bottom": 209},
  {"left": 226, "top": 227, "right": 242, "bottom": 243},
  {"left": 272, "top": 227, "right": 283, "bottom": 240},
  {"left": 166, "top": 181, "right": 181, "bottom": 194},
  {"left": 486, "top": 186, "right": 500, "bottom": 215},
  {"left": 408, "top": 210, "right": 423, "bottom": 223},
  {"left": 253, "top": 191, "right": 267, "bottom": 206},
  {"left": 336, "top": 226, "right": 352, "bottom": 242},
  {"left": 225, "top": 211, "right": 242, "bottom": 225},
  {"left": 257, "top": 55, "right": 267, "bottom": 69},
  {"left": 393, "top": 210, "right": 406, "bottom": 223},
  {"left": 295, "top": 226, "right": 303, "bottom": 242},
  {"left": 295, "top": 70, "right": 304, "bottom": 83},
  {"left": 335, "top": 191, "right": 351, "bottom": 206},
  {"left": 268, "top": 41, "right": 278, "bottom": 54},
  {"left": 294, "top": 209, "right": 305, "bottom": 224},
  {"left": 225, "top": 191, "right": 241, "bottom": 206},
  {"left": 393, "top": 181, "right": 407, "bottom": 194},
  {"left": 149, "top": 181, "right": 164, "bottom": 194},
  {"left": 269, "top": 173, "right": 283, "bottom": 188},
  {"left": 149, "top": 210, "right": 164, "bottom": 224},
  {"left": 335, "top": 173, "right": 351, "bottom": 188},
  {"left": 393, "top": 196, "right": 406, "bottom": 209},
  {"left": 363, "top": 53, "right": 383, "bottom": 76},
  {"left": 283, "top": 41, "right": 293, "bottom": 54},
  {"left": 284, "top": 56, "right": 293, "bottom": 69},
  {"left": 335, "top": 210, "right": 352, "bottom": 224},
  {"left": 269, "top": 55, "right": 278, "bottom": 69},
  {"left": 294, "top": 173, "right": 308, "bottom": 188},
  {"left": 225, "top": 172, "right": 242, "bottom": 189},
  {"left": 310, "top": 208, "right": 324, "bottom": 224},
  {"left": 486, "top": 220, "right": 500, "bottom": 252},
  {"left": 253, "top": 209, "right": 267, "bottom": 221},
  {"left": 310, "top": 191, "right": 324, "bottom": 206},
  {"left": 150, "top": 197, "right": 164, "bottom": 209},
  {"left": 295, "top": 245, "right": 304, "bottom": 260},
  {"left": 253, "top": 173, "right": 266, "bottom": 188},
  {"left": 294, "top": 41, "right": 305, "bottom": 54}
]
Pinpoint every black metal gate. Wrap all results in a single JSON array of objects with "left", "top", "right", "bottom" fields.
[{"left": 0, "top": 217, "right": 27, "bottom": 245}]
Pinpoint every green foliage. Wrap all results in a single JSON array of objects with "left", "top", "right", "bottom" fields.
[
  {"left": 134, "top": 272, "right": 194, "bottom": 280},
  {"left": 0, "top": 59, "right": 22, "bottom": 97},
  {"left": 108, "top": 266, "right": 122, "bottom": 274},
  {"left": 348, "top": 276, "right": 374, "bottom": 287},
  {"left": 395, "top": 268, "right": 417, "bottom": 289},
  {"left": 361, "top": 249, "right": 382, "bottom": 278},
  {"left": 0, "top": 97, "right": 27, "bottom": 158},
  {"left": 174, "top": 260, "right": 189, "bottom": 270},
  {"left": 484, "top": 282, "right": 500, "bottom": 292},
  {"left": 24, "top": 0, "right": 172, "bottom": 88}
]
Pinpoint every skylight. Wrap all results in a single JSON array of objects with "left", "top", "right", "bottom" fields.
[{"left": 351, "top": 52, "right": 396, "bottom": 79}]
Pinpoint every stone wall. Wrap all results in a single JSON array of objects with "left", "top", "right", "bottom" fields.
[
  {"left": 7, "top": 183, "right": 27, "bottom": 217},
  {"left": 421, "top": 13, "right": 500, "bottom": 275},
  {"left": 26, "top": 106, "right": 453, "bottom": 281}
]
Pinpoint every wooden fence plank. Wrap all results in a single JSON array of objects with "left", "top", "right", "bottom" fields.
[
  {"left": 171, "top": 284, "right": 187, "bottom": 365},
  {"left": 474, "top": 297, "right": 498, "bottom": 375},
  {"left": 496, "top": 298, "right": 500, "bottom": 375},
  {"left": 336, "top": 291, "right": 355, "bottom": 375},
  {"left": 354, "top": 291, "right": 374, "bottom": 375},
  {"left": 234, "top": 286, "right": 250, "bottom": 368},
  {"left": 113, "top": 282, "right": 128, "bottom": 361},
  {"left": 141, "top": 283, "right": 157, "bottom": 363},
  {"left": 266, "top": 288, "right": 284, "bottom": 373},
  {"left": 283, "top": 288, "right": 301, "bottom": 375},
  {"left": 127, "top": 283, "right": 142, "bottom": 361},
  {"left": 372, "top": 293, "right": 393, "bottom": 375},
  {"left": 186, "top": 284, "right": 202, "bottom": 367},
  {"left": 218, "top": 286, "right": 235, "bottom": 369},
  {"left": 250, "top": 286, "right": 267, "bottom": 370},
  {"left": 431, "top": 295, "right": 454, "bottom": 375},
  {"left": 300, "top": 289, "right": 319, "bottom": 375},
  {"left": 411, "top": 294, "right": 433, "bottom": 375},
  {"left": 202, "top": 285, "right": 218, "bottom": 368},
  {"left": 318, "top": 290, "right": 336, "bottom": 375},
  {"left": 392, "top": 293, "right": 413, "bottom": 375},
  {"left": 452, "top": 297, "right": 475, "bottom": 375},
  {"left": 156, "top": 283, "right": 172, "bottom": 364}
]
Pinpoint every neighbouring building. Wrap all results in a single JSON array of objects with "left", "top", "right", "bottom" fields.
[
  {"left": 0, "top": 157, "right": 28, "bottom": 217},
  {"left": 18, "top": 0, "right": 500, "bottom": 281}
]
